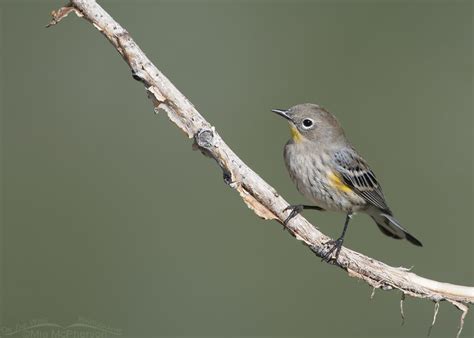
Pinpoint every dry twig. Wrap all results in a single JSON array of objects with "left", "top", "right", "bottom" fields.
[{"left": 48, "top": 0, "right": 473, "bottom": 335}]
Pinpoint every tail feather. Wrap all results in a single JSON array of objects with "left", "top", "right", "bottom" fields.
[{"left": 371, "top": 213, "right": 422, "bottom": 247}]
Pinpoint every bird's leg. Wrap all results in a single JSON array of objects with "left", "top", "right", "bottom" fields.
[
  {"left": 321, "top": 213, "right": 353, "bottom": 263},
  {"left": 282, "top": 204, "right": 324, "bottom": 227}
]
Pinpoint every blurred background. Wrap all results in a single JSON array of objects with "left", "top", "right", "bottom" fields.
[{"left": 0, "top": 0, "right": 472, "bottom": 337}]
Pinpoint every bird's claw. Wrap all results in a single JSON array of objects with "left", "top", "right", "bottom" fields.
[
  {"left": 282, "top": 205, "right": 303, "bottom": 229},
  {"left": 321, "top": 238, "right": 344, "bottom": 263}
]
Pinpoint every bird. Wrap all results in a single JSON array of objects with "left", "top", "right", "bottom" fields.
[{"left": 272, "top": 103, "right": 422, "bottom": 262}]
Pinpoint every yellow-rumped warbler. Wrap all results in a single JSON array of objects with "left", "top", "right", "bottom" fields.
[{"left": 272, "top": 103, "right": 422, "bottom": 262}]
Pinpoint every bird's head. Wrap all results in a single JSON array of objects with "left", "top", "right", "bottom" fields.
[{"left": 272, "top": 103, "right": 346, "bottom": 145}]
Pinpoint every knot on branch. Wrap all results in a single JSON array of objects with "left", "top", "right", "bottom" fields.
[
  {"left": 195, "top": 128, "right": 215, "bottom": 149},
  {"left": 132, "top": 69, "right": 146, "bottom": 83},
  {"left": 193, "top": 128, "right": 216, "bottom": 160}
]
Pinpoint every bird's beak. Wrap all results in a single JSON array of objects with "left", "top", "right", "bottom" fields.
[{"left": 271, "top": 108, "right": 291, "bottom": 121}]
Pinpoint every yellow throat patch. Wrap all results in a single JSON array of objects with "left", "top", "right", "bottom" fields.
[
  {"left": 327, "top": 172, "right": 353, "bottom": 193},
  {"left": 289, "top": 125, "right": 303, "bottom": 143}
]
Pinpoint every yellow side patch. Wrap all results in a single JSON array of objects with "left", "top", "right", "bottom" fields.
[
  {"left": 327, "top": 172, "right": 353, "bottom": 193},
  {"left": 289, "top": 125, "right": 303, "bottom": 143}
]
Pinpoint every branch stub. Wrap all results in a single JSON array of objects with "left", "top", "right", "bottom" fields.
[{"left": 195, "top": 128, "right": 215, "bottom": 149}]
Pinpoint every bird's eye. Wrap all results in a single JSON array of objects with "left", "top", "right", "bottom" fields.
[{"left": 302, "top": 118, "right": 314, "bottom": 129}]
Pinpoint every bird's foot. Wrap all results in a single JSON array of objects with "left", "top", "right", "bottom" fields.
[
  {"left": 321, "top": 237, "right": 344, "bottom": 263},
  {"left": 282, "top": 205, "right": 305, "bottom": 229}
]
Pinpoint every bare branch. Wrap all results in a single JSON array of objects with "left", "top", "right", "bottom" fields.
[{"left": 48, "top": 0, "right": 474, "bottom": 318}]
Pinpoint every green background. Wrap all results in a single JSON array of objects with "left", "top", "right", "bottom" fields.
[{"left": 0, "top": 0, "right": 472, "bottom": 337}]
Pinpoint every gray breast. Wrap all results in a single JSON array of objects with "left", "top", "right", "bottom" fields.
[{"left": 283, "top": 142, "right": 366, "bottom": 212}]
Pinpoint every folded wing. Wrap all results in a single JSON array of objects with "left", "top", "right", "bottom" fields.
[{"left": 333, "top": 148, "right": 389, "bottom": 212}]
